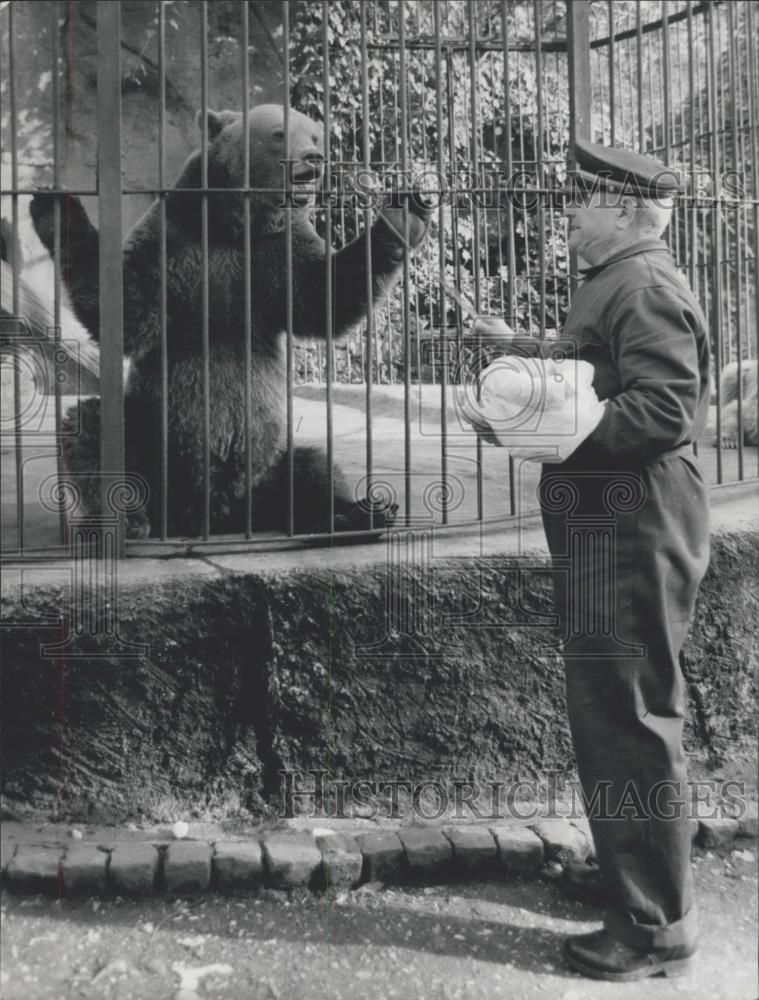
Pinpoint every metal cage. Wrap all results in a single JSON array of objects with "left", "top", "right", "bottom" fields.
[{"left": 1, "top": 0, "right": 757, "bottom": 560}]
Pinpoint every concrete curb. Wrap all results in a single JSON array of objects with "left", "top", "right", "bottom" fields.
[{"left": 2, "top": 813, "right": 756, "bottom": 897}]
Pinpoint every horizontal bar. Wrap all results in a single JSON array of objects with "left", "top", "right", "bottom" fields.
[
  {"left": 0, "top": 188, "right": 99, "bottom": 196},
  {"left": 3, "top": 185, "right": 757, "bottom": 203},
  {"left": 589, "top": 0, "right": 709, "bottom": 49},
  {"left": 366, "top": 39, "right": 568, "bottom": 53}
]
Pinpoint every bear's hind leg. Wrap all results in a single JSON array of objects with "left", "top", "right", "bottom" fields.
[
  {"left": 61, "top": 397, "right": 102, "bottom": 516},
  {"left": 255, "top": 447, "right": 397, "bottom": 535},
  {"left": 718, "top": 400, "right": 739, "bottom": 449},
  {"left": 61, "top": 397, "right": 152, "bottom": 538}
]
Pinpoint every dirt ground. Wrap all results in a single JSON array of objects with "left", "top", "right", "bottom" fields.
[{"left": 1, "top": 845, "right": 756, "bottom": 1000}]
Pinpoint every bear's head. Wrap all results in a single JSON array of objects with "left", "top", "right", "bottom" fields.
[{"left": 200, "top": 104, "right": 325, "bottom": 217}]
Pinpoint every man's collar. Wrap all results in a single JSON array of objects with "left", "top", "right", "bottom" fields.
[{"left": 579, "top": 238, "right": 669, "bottom": 278}]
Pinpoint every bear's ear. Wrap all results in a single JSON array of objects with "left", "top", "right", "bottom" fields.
[{"left": 197, "top": 109, "right": 238, "bottom": 140}]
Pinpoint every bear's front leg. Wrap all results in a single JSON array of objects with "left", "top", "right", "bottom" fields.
[
  {"left": 280, "top": 185, "right": 433, "bottom": 341},
  {"left": 328, "top": 185, "right": 434, "bottom": 337},
  {"left": 30, "top": 193, "right": 101, "bottom": 339}
]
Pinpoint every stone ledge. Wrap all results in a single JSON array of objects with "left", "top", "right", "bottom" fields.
[
  {"left": 354, "top": 830, "right": 406, "bottom": 883},
  {"left": 530, "top": 820, "right": 590, "bottom": 865},
  {"left": 164, "top": 840, "right": 212, "bottom": 894},
  {"left": 490, "top": 826, "right": 545, "bottom": 875},
  {"left": 6, "top": 846, "right": 62, "bottom": 894},
  {"left": 62, "top": 844, "right": 108, "bottom": 895},
  {"left": 316, "top": 832, "right": 363, "bottom": 890},
  {"left": 213, "top": 840, "right": 264, "bottom": 892},
  {"left": 1, "top": 812, "right": 754, "bottom": 897},
  {"left": 108, "top": 843, "right": 158, "bottom": 896},
  {"left": 398, "top": 827, "right": 453, "bottom": 878},
  {"left": 261, "top": 832, "right": 323, "bottom": 889},
  {"left": 443, "top": 825, "right": 498, "bottom": 874}
]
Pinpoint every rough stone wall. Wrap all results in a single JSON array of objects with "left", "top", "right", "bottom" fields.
[{"left": 1, "top": 530, "right": 756, "bottom": 823}]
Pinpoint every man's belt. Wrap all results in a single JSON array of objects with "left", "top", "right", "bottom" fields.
[{"left": 644, "top": 442, "right": 696, "bottom": 466}]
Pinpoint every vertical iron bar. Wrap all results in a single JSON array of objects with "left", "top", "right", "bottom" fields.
[
  {"left": 646, "top": 17, "right": 655, "bottom": 155},
  {"left": 467, "top": 1, "right": 484, "bottom": 521},
  {"left": 500, "top": 0, "right": 518, "bottom": 516},
  {"left": 242, "top": 1, "right": 253, "bottom": 536},
  {"left": 617, "top": 25, "right": 627, "bottom": 145},
  {"left": 607, "top": 0, "right": 616, "bottom": 144},
  {"left": 97, "top": 0, "right": 125, "bottom": 554},
  {"left": 445, "top": 49, "right": 465, "bottom": 391},
  {"left": 747, "top": 0, "right": 759, "bottom": 477},
  {"left": 360, "top": 3, "right": 373, "bottom": 526},
  {"left": 324, "top": 0, "right": 335, "bottom": 529},
  {"left": 533, "top": 0, "right": 546, "bottom": 337},
  {"left": 567, "top": 0, "right": 591, "bottom": 291},
  {"left": 517, "top": 51, "right": 531, "bottom": 330},
  {"left": 661, "top": 0, "right": 671, "bottom": 165},
  {"left": 158, "top": 2, "right": 168, "bottom": 538},
  {"left": 636, "top": 2, "right": 644, "bottom": 150},
  {"left": 433, "top": 2, "right": 449, "bottom": 524},
  {"left": 715, "top": 4, "right": 728, "bottom": 398},
  {"left": 567, "top": 0, "right": 592, "bottom": 140},
  {"left": 283, "top": 1, "right": 294, "bottom": 534},
  {"left": 8, "top": 2, "right": 24, "bottom": 550},
  {"left": 399, "top": 0, "right": 412, "bottom": 519},
  {"left": 706, "top": 1, "right": 723, "bottom": 483},
  {"left": 686, "top": 2, "right": 697, "bottom": 298},
  {"left": 200, "top": 1, "right": 211, "bottom": 538},
  {"left": 51, "top": 2, "right": 67, "bottom": 547},
  {"left": 726, "top": 0, "right": 743, "bottom": 479}
]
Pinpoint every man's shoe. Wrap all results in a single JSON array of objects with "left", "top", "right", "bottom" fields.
[
  {"left": 563, "top": 929, "right": 696, "bottom": 982},
  {"left": 560, "top": 861, "right": 609, "bottom": 908}
]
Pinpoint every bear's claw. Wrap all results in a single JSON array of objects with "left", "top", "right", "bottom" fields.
[{"left": 334, "top": 500, "right": 398, "bottom": 532}]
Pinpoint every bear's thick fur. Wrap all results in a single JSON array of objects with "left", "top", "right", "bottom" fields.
[
  {"left": 31, "top": 104, "right": 430, "bottom": 537},
  {"left": 717, "top": 360, "right": 758, "bottom": 449}
]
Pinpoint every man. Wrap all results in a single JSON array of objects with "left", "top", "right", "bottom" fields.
[{"left": 465, "top": 139, "right": 711, "bottom": 981}]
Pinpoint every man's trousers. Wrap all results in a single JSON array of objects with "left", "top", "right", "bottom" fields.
[{"left": 540, "top": 449, "right": 710, "bottom": 949}]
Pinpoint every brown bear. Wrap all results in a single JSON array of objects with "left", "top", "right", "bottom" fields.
[
  {"left": 716, "top": 360, "right": 758, "bottom": 449},
  {"left": 30, "top": 104, "right": 431, "bottom": 537}
]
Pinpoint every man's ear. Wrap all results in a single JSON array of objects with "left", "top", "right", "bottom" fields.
[
  {"left": 618, "top": 195, "right": 639, "bottom": 229},
  {"left": 197, "top": 109, "right": 239, "bottom": 140}
]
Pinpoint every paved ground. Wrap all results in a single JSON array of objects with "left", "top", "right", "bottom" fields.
[
  {"left": 1, "top": 846, "right": 756, "bottom": 1000},
  {"left": 2, "top": 379, "right": 756, "bottom": 552}
]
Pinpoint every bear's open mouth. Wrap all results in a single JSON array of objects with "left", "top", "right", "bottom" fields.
[{"left": 290, "top": 167, "right": 322, "bottom": 205}]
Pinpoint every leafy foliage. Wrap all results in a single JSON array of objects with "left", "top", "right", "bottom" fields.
[{"left": 2, "top": 0, "right": 753, "bottom": 383}]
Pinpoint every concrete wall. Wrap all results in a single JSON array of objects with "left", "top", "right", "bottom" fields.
[{"left": 1, "top": 487, "right": 757, "bottom": 823}]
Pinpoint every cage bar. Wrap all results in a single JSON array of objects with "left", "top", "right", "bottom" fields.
[
  {"left": 96, "top": 0, "right": 126, "bottom": 553},
  {"left": 199, "top": 3, "right": 212, "bottom": 539},
  {"left": 242, "top": 1, "right": 254, "bottom": 538},
  {"left": 706, "top": 0, "right": 723, "bottom": 483},
  {"left": 433, "top": 1, "right": 449, "bottom": 524},
  {"left": 359, "top": 2, "right": 374, "bottom": 527},
  {"left": 324, "top": 0, "right": 336, "bottom": 529},
  {"left": 8, "top": 2, "right": 24, "bottom": 550},
  {"left": 398, "top": 0, "right": 412, "bottom": 519},
  {"left": 158, "top": 1, "right": 168, "bottom": 539},
  {"left": 726, "top": 1, "right": 744, "bottom": 479},
  {"left": 283, "top": 1, "right": 295, "bottom": 536}
]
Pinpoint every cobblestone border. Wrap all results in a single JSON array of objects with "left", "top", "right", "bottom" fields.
[{"left": 2, "top": 808, "right": 756, "bottom": 897}]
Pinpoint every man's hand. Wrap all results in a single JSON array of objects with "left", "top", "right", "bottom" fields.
[
  {"left": 469, "top": 315, "right": 517, "bottom": 342},
  {"left": 455, "top": 385, "right": 504, "bottom": 446}
]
